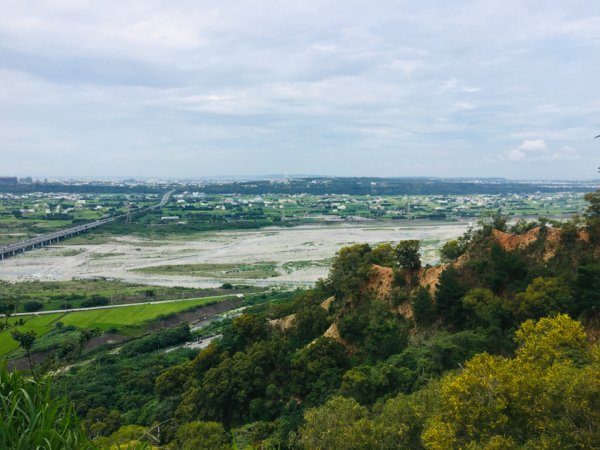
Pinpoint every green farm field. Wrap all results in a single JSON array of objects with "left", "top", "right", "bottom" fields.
[
  {"left": 0, "top": 314, "right": 62, "bottom": 357},
  {"left": 58, "top": 296, "right": 222, "bottom": 329},
  {"left": 0, "top": 295, "right": 228, "bottom": 356}
]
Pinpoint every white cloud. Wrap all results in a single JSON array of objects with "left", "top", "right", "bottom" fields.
[
  {"left": 504, "top": 148, "right": 527, "bottom": 161},
  {"left": 441, "top": 78, "right": 458, "bottom": 90},
  {"left": 499, "top": 139, "right": 546, "bottom": 161},
  {"left": 551, "top": 146, "right": 581, "bottom": 160},
  {"left": 499, "top": 140, "right": 581, "bottom": 163},
  {"left": 519, "top": 139, "right": 547, "bottom": 152},
  {"left": 454, "top": 101, "right": 475, "bottom": 111},
  {"left": 0, "top": 1, "right": 599, "bottom": 178}
]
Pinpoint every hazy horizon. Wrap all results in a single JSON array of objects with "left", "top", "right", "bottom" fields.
[
  {"left": 2, "top": 1, "right": 599, "bottom": 179},
  {"left": 6, "top": 174, "right": 600, "bottom": 184}
]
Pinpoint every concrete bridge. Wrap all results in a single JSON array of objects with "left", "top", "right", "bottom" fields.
[{"left": 0, "top": 190, "right": 174, "bottom": 260}]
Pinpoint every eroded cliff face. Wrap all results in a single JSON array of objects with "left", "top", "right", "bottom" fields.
[{"left": 275, "top": 225, "right": 596, "bottom": 346}]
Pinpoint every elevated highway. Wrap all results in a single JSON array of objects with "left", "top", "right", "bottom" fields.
[{"left": 0, "top": 190, "right": 174, "bottom": 260}]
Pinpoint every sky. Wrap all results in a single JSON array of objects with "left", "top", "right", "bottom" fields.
[{"left": 1, "top": 1, "right": 600, "bottom": 180}]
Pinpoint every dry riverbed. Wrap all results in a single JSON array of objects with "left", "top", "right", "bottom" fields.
[{"left": 0, "top": 222, "right": 472, "bottom": 288}]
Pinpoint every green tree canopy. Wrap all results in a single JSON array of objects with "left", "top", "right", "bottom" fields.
[{"left": 395, "top": 240, "right": 422, "bottom": 270}]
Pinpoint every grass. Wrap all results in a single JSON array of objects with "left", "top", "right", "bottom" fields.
[
  {"left": 58, "top": 233, "right": 116, "bottom": 245},
  {"left": 0, "top": 279, "right": 202, "bottom": 312},
  {"left": 0, "top": 314, "right": 64, "bottom": 356},
  {"left": 282, "top": 259, "right": 333, "bottom": 274},
  {"left": 0, "top": 296, "right": 227, "bottom": 356},
  {"left": 134, "top": 262, "right": 280, "bottom": 279},
  {"left": 58, "top": 297, "right": 222, "bottom": 330},
  {"left": 89, "top": 252, "right": 125, "bottom": 259},
  {"left": 0, "top": 361, "right": 90, "bottom": 449},
  {"left": 0, "top": 296, "right": 230, "bottom": 356},
  {"left": 55, "top": 249, "right": 84, "bottom": 257}
]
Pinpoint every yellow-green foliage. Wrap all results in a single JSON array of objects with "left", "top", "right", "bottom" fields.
[
  {"left": 422, "top": 314, "right": 599, "bottom": 449},
  {"left": 298, "top": 315, "right": 599, "bottom": 450}
]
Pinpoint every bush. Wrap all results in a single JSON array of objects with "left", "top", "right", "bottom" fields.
[
  {"left": 120, "top": 323, "right": 192, "bottom": 357},
  {"left": 80, "top": 295, "right": 109, "bottom": 308},
  {"left": 23, "top": 301, "right": 43, "bottom": 312}
]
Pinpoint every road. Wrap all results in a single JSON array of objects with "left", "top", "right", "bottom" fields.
[
  {"left": 0, "top": 189, "right": 174, "bottom": 260},
  {"left": 6, "top": 292, "right": 244, "bottom": 317}
]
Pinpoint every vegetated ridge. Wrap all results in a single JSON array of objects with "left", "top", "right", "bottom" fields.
[{"left": 5, "top": 192, "right": 600, "bottom": 449}]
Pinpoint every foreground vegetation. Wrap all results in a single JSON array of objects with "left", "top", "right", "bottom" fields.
[
  {"left": 3, "top": 189, "right": 600, "bottom": 449},
  {"left": 0, "top": 362, "right": 90, "bottom": 449}
]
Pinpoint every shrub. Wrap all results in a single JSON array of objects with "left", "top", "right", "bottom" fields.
[
  {"left": 80, "top": 295, "right": 109, "bottom": 308},
  {"left": 120, "top": 323, "right": 192, "bottom": 357},
  {"left": 23, "top": 301, "right": 43, "bottom": 312}
]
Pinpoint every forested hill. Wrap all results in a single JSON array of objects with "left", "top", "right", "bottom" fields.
[
  {"left": 192, "top": 177, "right": 598, "bottom": 196},
  {"left": 6, "top": 193, "right": 600, "bottom": 449},
  {"left": 1, "top": 177, "right": 598, "bottom": 195}
]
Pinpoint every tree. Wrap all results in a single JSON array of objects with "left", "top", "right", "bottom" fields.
[
  {"left": 478, "top": 211, "right": 509, "bottom": 234},
  {"left": 584, "top": 189, "right": 600, "bottom": 217},
  {"left": 412, "top": 287, "right": 435, "bottom": 326},
  {"left": 514, "top": 277, "right": 572, "bottom": 320},
  {"left": 434, "top": 267, "right": 467, "bottom": 327},
  {"left": 327, "top": 244, "right": 374, "bottom": 299},
  {"left": 23, "top": 301, "right": 43, "bottom": 312},
  {"left": 11, "top": 329, "right": 37, "bottom": 380},
  {"left": 0, "top": 302, "right": 15, "bottom": 326},
  {"left": 220, "top": 314, "right": 269, "bottom": 353},
  {"left": 572, "top": 264, "right": 600, "bottom": 318},
  {"left": 298, "top": 396, "right": 377, "bottom": 450},
  {"left": 289, "top": 305, "right": 329, "bottom": 347},
  {"left": 422, "top": 315, "right": 600, "bottom": 449},
  {"left": 583, "top": 190, "right": 600, "bottom": 244},
  {"left": 462, "top": 288, "right": 512, "bottom": 330},
  {"left": 291, "top": 338, "right": 349, "bottom": 405},
  {"left": 172, "top": 421, "right": 229, "bottom": 450},
  {"left": 514, "top": 314, "right": 588, "bottom": 366},
  {"left": 83, "top": 406, "right": 122, "bottom": 438},
  {"left": 395, "top": 240, "right": 421, "bottom": 270},
  {"left": 509, "top": 219, "right": 537, "bottom": 235},
  {"left": 179, "top": 339, "right": 288, "bottom": 426},
  {"left": 95, "top": 424, "right": 149, "bottom": 448},
  {"left": 439, "top": 240, "right": 463, "bottom": 263},
  {"left": 337, "top": 301, "right": 408, "bottom": 363},
  {"left": 559, "top": 221, "right": 579, "bottom": 245},
  {"left": 369, "top": 243, "right": 397, "bottom": 268},
  {"left": 155, "top": 364, "right": 190, "bottom": 399},
  {"left": 299, "top": 391, "right": 440, "bottom": 450},
  {"left": 340, "top": 363, "right": 413, "bottom": 405}
]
